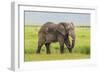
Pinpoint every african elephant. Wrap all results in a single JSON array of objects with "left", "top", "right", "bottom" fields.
[{"left": 36, "top": 22, "right": 76, "bottom": 54}]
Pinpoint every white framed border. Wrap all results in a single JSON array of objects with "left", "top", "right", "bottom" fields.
[{"left": 11, "top": 2, "right": 97, "bottom": 71}]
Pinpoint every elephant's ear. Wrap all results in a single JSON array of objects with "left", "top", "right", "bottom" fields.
[{"left": 56, "top": 24, "right": 66, "bottom": 36}]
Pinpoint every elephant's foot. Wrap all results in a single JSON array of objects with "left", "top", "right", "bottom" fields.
[
  {"left": 46, "top": 51, "right": 51, "bottom": 54},
  {"left": 46, "top": 48, "right": 51, "bottom": 54},
  {"left": 68, "top": 48, "right": 72, "bottom": 53},
  {"left": 36, "top": 51, "right": 40, "bottom": 54},
  {"left": 36, "top": 49, "right": 41, "bottom": 54}
]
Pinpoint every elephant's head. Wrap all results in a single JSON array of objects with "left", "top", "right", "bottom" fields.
[{"left": 57, "top": 22, "right": 76, "bottom": 52}]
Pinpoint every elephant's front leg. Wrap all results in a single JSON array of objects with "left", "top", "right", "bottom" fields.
[
  {"left": 45, "top": 43, "right": 51, "bottom": 54},
  {"left": 60, "top": 44, "right": 64, "bottom": 54},
  {"left": 58, "top": 36, "right": 64, "bottom": 54}
]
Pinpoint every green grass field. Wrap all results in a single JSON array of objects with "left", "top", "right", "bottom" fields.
[{"left": 24, "top": 25, "right": 90, "bottom": 62}]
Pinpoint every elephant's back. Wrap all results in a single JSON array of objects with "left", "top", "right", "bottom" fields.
[
  {"left": 39, "top": 22, "right": 56, "bottom": 34},
  {"left": 41, "top": 22, "right": 56, "bottom": 28}
]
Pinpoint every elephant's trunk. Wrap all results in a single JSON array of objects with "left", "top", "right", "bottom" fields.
[
  {"left": 64, "top": 33, "right": 75, "bottom": 53},
  {"left": 68, "top": 39, "right": 75, "bottom": 49}
]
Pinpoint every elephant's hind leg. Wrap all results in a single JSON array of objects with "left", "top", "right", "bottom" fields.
[
  {"left": 45, "top": 43, "right": 51, "bottom": 54},
  {"left": 36, "top": 41, "right": 44, "bottom": 54}
]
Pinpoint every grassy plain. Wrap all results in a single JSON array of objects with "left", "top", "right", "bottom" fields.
[{"left": 24, "top": 25, "right": 90, "bottom": 61}]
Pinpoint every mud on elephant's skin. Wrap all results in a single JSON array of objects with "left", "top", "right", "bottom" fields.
[{"left": 36, "top": 22, "right": 76, "bottom": 54}]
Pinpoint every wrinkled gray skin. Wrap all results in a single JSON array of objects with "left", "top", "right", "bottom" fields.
[{"left": 36, "top": 22, "right": 75, "bottom": 54}]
